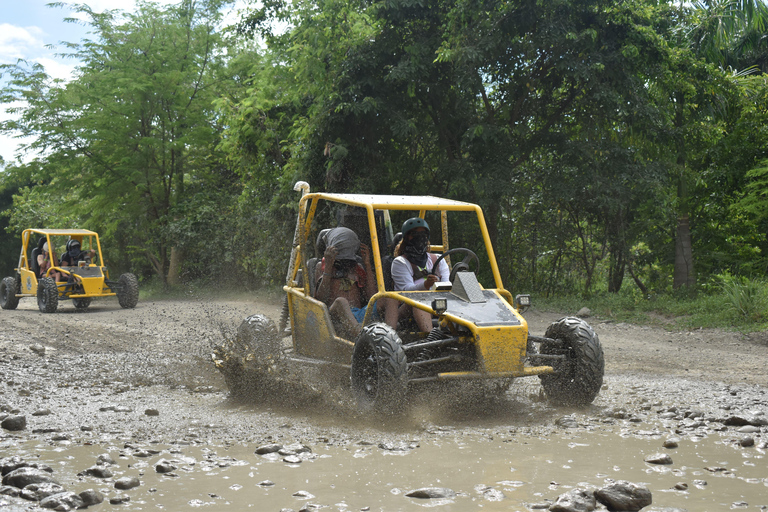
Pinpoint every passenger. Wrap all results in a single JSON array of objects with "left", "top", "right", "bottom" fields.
[
  {"left": 314, "top": 227, "right": 398, "bottom": 338},
  {"left": 60, "top": 239, "right": 96, "bottom": 268},
  {"left": 391, "top": 218, "right": 450, "bottom": 332},
  {"left": 37, "top": 242, "right": 62, "bottom": 282}
]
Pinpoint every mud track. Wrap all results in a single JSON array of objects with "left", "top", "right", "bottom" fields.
[{"left": 1, "top": 295, "right": 767, "bottom": 511}]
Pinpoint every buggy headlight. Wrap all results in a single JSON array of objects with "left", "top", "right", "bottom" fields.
[
  {"left": 431, "top": 298, "right": 447, "bottom": 315},
  {"left": 514, "top": 294, "right": 531, "bottom": 311}
]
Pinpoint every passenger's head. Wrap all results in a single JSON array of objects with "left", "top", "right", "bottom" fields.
[
  {"left": 399, "top": 217, "right": 430, "bottom": 258},
  {"left": 42, "top": 242, "right": 49, "bottom": 254}
]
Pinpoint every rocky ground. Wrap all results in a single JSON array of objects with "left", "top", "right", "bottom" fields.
[{"left": 0, "top": 296, "right": 767, "bottom": 511}]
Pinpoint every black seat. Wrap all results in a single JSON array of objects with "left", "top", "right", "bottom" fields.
[{"left": 30, "top": 248, "right": 41, "bottom": 276}]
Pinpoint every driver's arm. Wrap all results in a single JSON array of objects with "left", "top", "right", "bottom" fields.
[{"left": 435, "top": 257, "right": 450, "bottom": 282}]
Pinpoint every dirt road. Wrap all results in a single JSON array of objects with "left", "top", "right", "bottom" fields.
[{"left": 1, "top": 295, "right": 767, "bottom": 511}]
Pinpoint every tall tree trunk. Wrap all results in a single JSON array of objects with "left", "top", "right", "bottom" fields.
[
  {"left": 673, "top": 91, "right": 696, "bottom": 290},
  {"left": 167, "top": 246, "right": 185, "bottom": 286},
  {"left": 673, "top": 213, "right": 695, "bottom": 289}
]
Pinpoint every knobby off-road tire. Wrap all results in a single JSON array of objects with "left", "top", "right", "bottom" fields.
[
  {"left": 0, "top": 276, "right": 20, "bottom": 310},
  {"left": 116, "top": 273, "right": 139, "bottom": 309},
  {"left": 37, "top": 277, "right": 59, "bottom": 314},
  {"left": 350, "top": 323, "right": 408, "bottom": 415},
  {"left": 73, "top": 297, "right": 92, "bottom": 310},
  {"left": 212, "top": 314, "right": 283, "bottom": 400},
  {"left": 539, "top": 316, "right": 604, "bottom": 406}
]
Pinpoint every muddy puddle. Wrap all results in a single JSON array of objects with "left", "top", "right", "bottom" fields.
[{"left": 6, "top": 416, "right": 767, "bottom": 511}]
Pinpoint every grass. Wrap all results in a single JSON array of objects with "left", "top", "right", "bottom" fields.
[{"left": 534, "top": 279, "right": 768, "bottom": 333}]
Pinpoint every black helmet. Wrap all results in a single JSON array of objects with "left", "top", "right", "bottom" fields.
[
  {"left": 67, "top": 239, "right": 81, "bottom": 253},
  {"left": 402, "top": 217, "right": 429, "bottom": 238}
]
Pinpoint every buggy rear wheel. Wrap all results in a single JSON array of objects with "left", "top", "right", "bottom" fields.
[
  {"left": 350, "top": 323, "right": 408, "bottom": 415},
  {"left": 73, "top": 297, "right": 92, "bottom": 310},
  {"left": 539, "top": 317, "right": 604, "bottom": 405},
  {"left": 212, "top": 314, "right": 283, "bottom": 399},
  {"left": 0, "top": 276, "right": 20, "bottom": 310},
  {"left": 37, "top": 277, "right": 58, "bottom": 313},
  {"left": 116, "top": 273, "right": 139, "bottom": 308}
]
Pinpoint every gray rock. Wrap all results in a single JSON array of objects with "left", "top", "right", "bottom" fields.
[
  {"left": 1, "top": 415, "right": 26, "bottom": 431},
  {"left": 96, "top": 454, "right": 115, "bottom": 465},
  {"left": 595, "top": 480, "right": 652, "bottom": 511},
  {"left": 0, "top": 456, "right": 26, "bottom": 476},
  {"left": 663, "top": 438, "right": 679, "bottom": 449},
  {"left": 114, "top": 476, "right": 140, "bottom": 490},
  {"left": 255, "top": 443, "right": 283, "bottom": 455},
  {"left": 39, "top": 491, "right": 84, "bottom": 510},
  {"left": 110, "top": 494, "right": 131, "bottom": 504},
  {"left": 154, "top": 460, "right": 177, "bottom": 473},
  {"left": 79, "top": 465, "right": 113, "bottom": 478},
  {"left": 31, "top": 409, "right": 52, "bottom": 416},
  {"left": 549, "top": 488, "right": 596, "bottom": 512},
  {"left": 145, "top": 408, "right": 160, "bottom": 416},
  {"left": 283, "top": 455, "right": 302, "bottom": 464},
  {"left": 0, "top": 485, "right": 20, "bottom": 497},
  {"left": 739, "top": 437, "right": 755, "bottom": 447},
  {"left": 2, "top": 467, "right": 60, "bottom": 488},
  {"left": 29, "top": 344, "right": 46, "bottom": 356},
  {"left": 576, "top": 307, "right": 591, "bottom": 317},
  {"left": 79, "top": 489, "right": 104, "bottom": 507},
  {"left": 644, "top": 453, "right": 673, "bottom": 464},
  {"left": 20, "top": 482, "right": 65, "bottom": 500},
  {"left": 405, "top": 487, "right": 456, "bottom": 499},
  {"left": 736, "top": 425, "right": 760, "bottom": 433}
]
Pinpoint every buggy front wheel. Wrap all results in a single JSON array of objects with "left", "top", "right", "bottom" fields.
[
  {"left": 0, "top": 276, "right": 20, "bottom": 310},
  {"left": 116, "top": 273, "right": 139, "bottom": 308},
  {"left": 350, "top": 323, "right": 408, "bottom": 415},
  {"left": 37, "top": 277, "right": 59, "bottom": 313}
]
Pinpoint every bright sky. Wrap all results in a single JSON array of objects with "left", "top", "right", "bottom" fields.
[{"left": 0, "top": 0, "right": 248, "bottom": 168}]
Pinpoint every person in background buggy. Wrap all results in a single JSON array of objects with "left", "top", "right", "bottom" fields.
[{"left": 60, "top": 238, "right": 97, "bottom": 268}]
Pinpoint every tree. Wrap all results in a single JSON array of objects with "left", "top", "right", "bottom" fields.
[{"left": 0, "top": 0, "right": 237, "bottom": 285}]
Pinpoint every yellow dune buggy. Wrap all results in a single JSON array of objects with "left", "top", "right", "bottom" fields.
[
  {"left": 213, "top": 183, "right": 604, "bottom": 414},
  {"left": 0, "top": 228, "right": 139, "bottom": 313}
]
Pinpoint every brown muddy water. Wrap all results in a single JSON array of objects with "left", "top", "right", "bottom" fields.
[{"left": 4, "top": 387, "right": 767, "bottom": 512}]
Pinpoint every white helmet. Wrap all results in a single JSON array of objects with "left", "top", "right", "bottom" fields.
[{"left": 42, "top": 242, "right": 48, "bottom": 252}]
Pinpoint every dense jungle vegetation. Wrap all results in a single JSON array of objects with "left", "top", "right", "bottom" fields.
[{"left": 1, "top": 0, "right": 767, "bottom": 326}]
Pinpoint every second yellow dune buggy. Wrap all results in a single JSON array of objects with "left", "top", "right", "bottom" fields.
[{"left": 0, "top": 229, "right": 139, "bottom": 313}]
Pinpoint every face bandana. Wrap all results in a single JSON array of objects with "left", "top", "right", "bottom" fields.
[{"left": 404, "top": 232, "right": 429, "bottom": 266}]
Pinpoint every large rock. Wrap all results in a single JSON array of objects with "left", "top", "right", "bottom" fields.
[
  {"left": 549, "top": 488, "right": 596, "bottom": 512},
  {"left": 595, "top": 481, "right": 652, "bottom": 511},
  {"left": 39, "top": 491, "right": 84, "bottom": 510},
  {"left": 19, "top": 482, "right": 65, "bottom": 501},
  {"left": 79, "top": 489, "right": 105, "bottom": 507},
  {"left": 1, "top": 415, "right": 26, "bottom": 431},
  {"left": 114, "top": 476, "right": 140, "bottom": 490},
  {"left": 2, "top": 467, "right": 60, "bottom": 488}
]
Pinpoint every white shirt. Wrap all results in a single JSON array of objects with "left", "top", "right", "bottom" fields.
[{"left": 391, "top": 254, "right": 450, "bottom": 291}]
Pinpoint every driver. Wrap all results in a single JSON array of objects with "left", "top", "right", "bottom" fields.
[
  {"left": 391, "top": 218, "right": 449, "bottom": 332},
  {"left": 60, "top": 239, "right": 96, "bottom": 268}
]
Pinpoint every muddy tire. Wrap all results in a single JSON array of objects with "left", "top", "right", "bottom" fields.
[
  {"left": 539, "top": 316, "right": 604, "bottom": 406},
  {"left": 73, "top": 297, "right": 92, "bottom": 310},
  {"left": 0, "top": 276, "right": 20, "bottom": 310},
  {"left": 350, "top": 323, "right": 408, "bottom": 415},
  {"left": 212, "top": 314, "right": 283, "bottom": 399},
  {"left": 37, "top": 277, "right": 59, "bottom": 313},
  {"left": 116, "top": 273, "right": 139, "bottom": 308}
]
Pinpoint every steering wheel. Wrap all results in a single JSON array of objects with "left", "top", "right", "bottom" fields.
[{"left": 432, "top": 248, "right": 480, "bottom": 283}]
